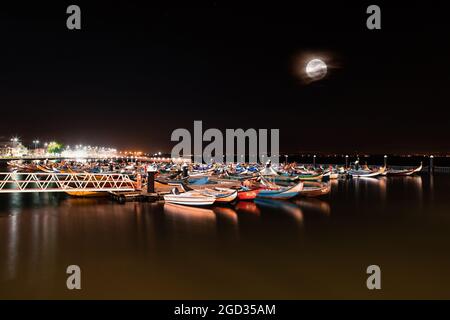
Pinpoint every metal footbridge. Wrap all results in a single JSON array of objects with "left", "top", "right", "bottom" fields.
[{"left": 0, "top": 172, "right": 136, "bottom": 193}]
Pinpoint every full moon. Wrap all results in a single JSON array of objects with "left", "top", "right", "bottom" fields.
[{"left": 305, "top": 59, "right": 327, "bottom": 80}]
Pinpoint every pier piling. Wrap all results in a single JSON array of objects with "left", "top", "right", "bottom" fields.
[{"left": 147, "top": 171, "right": 155, "bottom": 193}]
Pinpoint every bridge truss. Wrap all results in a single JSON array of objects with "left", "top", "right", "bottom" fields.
[{"left": 0, "top": 172, "right": 136, "bottom": 193}]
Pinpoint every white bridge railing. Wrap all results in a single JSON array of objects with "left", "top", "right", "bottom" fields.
[{"left": 0, "top": 172, "right": 136, "bottom": 193}]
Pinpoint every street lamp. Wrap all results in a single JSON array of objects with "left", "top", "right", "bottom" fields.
[
  {"left": 10, "top": 137, "right": 20, "bottom": 150},
  {"left": 284, "top": 154, "right": 288, "bottom": 165},
  {"left": 313, "top": 154, "right": 316, "bottom": 168},
  {"left": 33, "top": 139, "right": 39, "bottom": 149},
  {"left": 345, "top": 155, "right": 349, "bottom": 168},
  {"left": 384, "top": 155, "right": 387, "bottom": 168}
]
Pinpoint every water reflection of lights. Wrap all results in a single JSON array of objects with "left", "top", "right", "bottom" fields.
[
  {"left": 378, "top": 177, "right": 387, "bottom": 200},
  {"left": 8, "top": 192, "right": 24, "bottom": 212},
  {"left": 234, "top": 201, "right": 261, "bottom": 215},
  {"left": 406, "top": 176, "right": 423, "bottom": 204},
  {"left": 352, "top": 176, "right": 387, "bottom": 199},
  {"left": 355, "top": 177, "right": 380, "bottom": 183},
  {"left": 254, "top": 199, "right": 303, "bottom": 224},
  {"left": 407, "top": 175, "right": 423, "bottom": 187},
  {"left": 294, "top": 198, "right": 331, "bottom": 216},
  {"left": 405, "top": 176, "right": 423, "bottom": 192},
  {"left": 429, "top": 174, "right": 434, "bottom": 202},
  {"left": 4, "top": 213, "right": 18, "bottom": 280},
  {"left": 164, "top": 203, "right": 216, "bottom": 220},
  {"left": 163, "top": 203, "right": 217, "bottom": 237},
  {"left": 213, "top": 207, "right": 238, "bottom": 225},
  {"left": 212, "top": 207, "right": 239, "bottom": 240}
]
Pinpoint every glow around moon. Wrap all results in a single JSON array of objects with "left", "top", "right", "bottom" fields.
[{"left": 305, "top": 59, "right": 327, "bottom": 80}]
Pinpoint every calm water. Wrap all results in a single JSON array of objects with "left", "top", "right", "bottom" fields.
[{"left": 1, "top": 174, "right": 450, "bottom": 299}]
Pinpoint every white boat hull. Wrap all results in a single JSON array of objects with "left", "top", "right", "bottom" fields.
[
  {"left": 199, "top": 188, "right": 238, "bottom": 203},
  {"left": 163, "top": 192, "right": 216, "bottom": 206}
]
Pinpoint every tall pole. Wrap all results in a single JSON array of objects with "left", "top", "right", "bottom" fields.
[
  {"left": 384, "top": 154, "right": 387, "bottom": 168},
  {"left": 345, "top": 155, "right": 349, "bottom": 168}
]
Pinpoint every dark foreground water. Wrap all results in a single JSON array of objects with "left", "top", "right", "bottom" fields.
[{"left": 1, "top": 174, "right": 449, "bottom": 299}]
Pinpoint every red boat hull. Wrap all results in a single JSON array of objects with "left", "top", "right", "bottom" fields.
[{"left": 237, "top": 188, "right": 262, "bottom": 200}]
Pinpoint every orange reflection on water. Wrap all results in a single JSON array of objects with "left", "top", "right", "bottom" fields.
[
  {"left": 254, "top": 199, "right": 303, "bottom": 224},
  {"left": 295, "top": 198, "right": 331, "bottom": 216},
  {"left": 234, "top": 201, "right": 261, "bottom": 215},
  {"left": 163, "top": 203, "right": 217, "bottom": 239},
  {"left": 164, "top": 203, "right": 215, "bottom": 218},
  {"left": 213, "top": 207, "right": 238, "bottom": 224}
]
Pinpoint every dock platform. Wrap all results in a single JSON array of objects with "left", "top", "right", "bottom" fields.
[{"left": 109, "top": 190, "right": 164, "bottom": 203}]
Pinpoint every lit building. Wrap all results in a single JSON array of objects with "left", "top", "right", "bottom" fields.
[{"left": 0, "top": 141, "right": 28, "bottom": 157}]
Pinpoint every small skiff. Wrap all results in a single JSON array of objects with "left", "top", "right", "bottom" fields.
[
  {"left": 237, "top": 187, "right": 262, "bottom": 201},
  {"left": 299, "top": 182, "right": 331, "bottom": 197},
  {"left": 163, "top": 190, "right": 216, "bottom": 206},
  {"left": 256, "top": 181, "right": 304, "bottom": 200},
  {"left": 348, "top": 167, "right": 385, "bottom": 178},
  {"left": 297, "top": 173, "right": 323, "bottom": 181},
  {"left": 199, "top": 188, "right": 238, "bottom": 203},
  {"left": 387, "top": 163, "right": 422, "bottom": 176}
]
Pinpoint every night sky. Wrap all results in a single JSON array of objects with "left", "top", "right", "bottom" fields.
[{"left": 0, "top": 1, "right": 448, "bottom": 154}]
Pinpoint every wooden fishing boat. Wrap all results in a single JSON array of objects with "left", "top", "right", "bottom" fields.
[
  {"left": 387, "top": 168, "right": 414, "bottom": 176},
  {"left": 222, "top": 171, "right": 256, "bottom": 181},
  {"left": 6, "top": 161, "right": 37, "bottom": 172},
  {"left": 256, "top": 181, "right": 304, "bottom": 200},
  {"left": 6, "top": 160, "right": 16, "bottom": 167},
  {"left": 199, "top": 188, "right": 238, "bottom": 203},
  {"left": 36, "top": 164, "right": 56, "bottom": 173},
  {"left": 272, "top": 175, "right": 299, "bottom": 182},
  {"left": 188, "top": 176, "right": 210, "bottom": 185},
  {"left": 299, "top": 182, "right": 331, "bottom": 197},
  {"left": 413, "top": 163, "right": 423, "bottom": 173},
  {"left": 297, "top": 173, "right": 323, "bottom": 181},
  {"left": 348, "top": 167, "right": 385, "bottom": 178},
  {"left": 259, "top": 165, "right": 279, "bottom": 176},
  {"left": 189, "top": 168, "right": 215, "bottom": 177},
  {"left": 330, "top": 172, "right": 339, "bottom": 179},
  {"left": 387, "top": 163, "right": 422, "bottom": 176},
  {"left": 163, "top": 190, "right": 216, "bottom": 206},
  {"left": 323, "top": 171, "right": 339, "bottom": 179},
  {"left": 237, "top": 187, "right": 263, "bottom": 201},
  {"left": 185, "top": 180, "right": 241, "bottom": 190}
]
